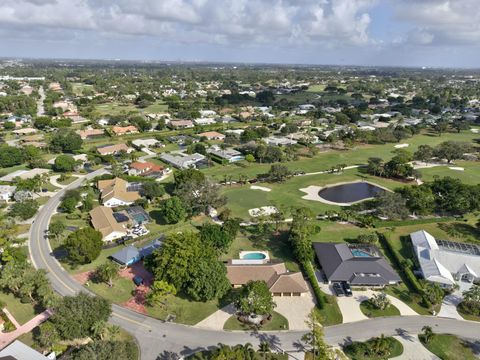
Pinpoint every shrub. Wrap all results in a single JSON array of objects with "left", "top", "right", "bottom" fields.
[{"left": 302, "top": 261, "right": 326, "bottom": 309}]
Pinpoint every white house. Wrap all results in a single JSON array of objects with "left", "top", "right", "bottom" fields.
[
  {"left": 411, "top": 230, "right": 480, "bottom": 288},
  {"left": 0, "top": 185, "right": 16, "bottom": 202}
]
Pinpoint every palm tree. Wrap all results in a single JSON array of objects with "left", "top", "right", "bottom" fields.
[
  {"left": 90, "top": 320, "right": 106, "bottom": 339},
  {"left": 258, "top": 341, "right": 271, "bottom": 359},
  {"left": 421, "top": 325, "right": 434, "bottom": 344}
]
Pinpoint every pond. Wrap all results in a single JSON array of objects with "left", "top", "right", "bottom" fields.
[{"left": 318, "top": 182, "right": 385, "bottom": 204}]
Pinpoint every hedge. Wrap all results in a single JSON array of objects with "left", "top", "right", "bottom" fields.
[
  {"left": 302, "top": 261, "right": 326, "bottom": 309},
  {"left": 378, "top": 232, "right": 423, "bottom": 293}
]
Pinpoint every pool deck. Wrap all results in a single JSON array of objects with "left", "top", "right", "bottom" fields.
[{"left": 299, "top": 180, "right": 392, "bottom": 206}]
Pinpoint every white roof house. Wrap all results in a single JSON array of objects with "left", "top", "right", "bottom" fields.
[
  {"left": 132, "top": 138, "right": 161, "bottom": 148},
  {"left": 411, "top": 230, "right": 480, "bottom": 287},
  {"left": 0, "top": 185, "right": 16, "bottom": 202}
]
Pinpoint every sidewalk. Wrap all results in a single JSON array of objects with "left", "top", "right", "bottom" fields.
[{"left": 0, "top": 309, "right": 53, "bottom": 350}]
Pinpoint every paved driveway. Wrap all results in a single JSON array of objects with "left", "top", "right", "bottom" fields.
[
  {"left": 438, "top": 292, "right": 463, "bottom": 319},
  {"left": 195, "top": 304, "right": 236, "bottom": 330},
  {"left": 392, "top": 332, "right": 440, "bottom": 360},
  {"left": 274, "top": 292, "right": 316, "bottom": 330}
]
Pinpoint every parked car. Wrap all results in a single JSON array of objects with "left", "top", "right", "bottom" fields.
[
  {"left": 332, "top": 282, "right": 345, "bottom": 297},
  {"left": 342, "top": 282, "right": 353, "bottom": 297},
  {"left": 133, "top": 276, "right": 144, "bottom": 286}
]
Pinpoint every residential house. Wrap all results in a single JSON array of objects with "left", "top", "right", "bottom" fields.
[
  {"left": 131, "top": 138, "right": 162, "bottom": 149},
  {"left": 198, "top": 131, "right": 225, "bottom": 141},
  {"left": 112, "top": 125, "right": 138, "bottom": 136},
  {"left": 265, "top": 136, "right": 298, "bottom": 146},
  {"left": 226, "top": 261, "right": 309, "bottom": 296},
  {"left": 194, "top": 118, "right": 216, "bottom": 126},
  {"left": 96, "top": 143, "right": 133, "bottom": 156},
  {"left": 411, "top": 230, "right": 480, "bottom": 288},
  {"left": 13, "top": 127, "right": 37, "bottom": 136},
  {"left": 313, "top": 242, "right": 401, "bottom": 287},
  {"left": 0, "top": 168, "right": 50, "bottom": 183},
  {"left": 0, "top": 340, "right": 50, "bottom": 360},
  {"left": 77, "top": 128, "right": 105, "bottom": 139},
  {"left": 97, "top": 177, "right": 141, "bottom": 207},
  {"left": 90, "top": 206, "right": 127, "bottom": 242},
  {"left": 0, "top": 185, "right": 16, "bottom": 202},
  {"left": 128, "top": 161, "right": 165, "bottom": 178},
  {"left": 207, "top": 146, "right": 244, "bottom": 163},
  {"left": 160, "top": 153, "right": 206, "bottom": 169},
  {"left": 110, "top": 239, "right": 162, "bottom": 267},
  {"left": 168, "top": 120, "right": 194, "bottom": 129},
  {"left": 199, "top": 110, "right": 217, "bottom": 117}
]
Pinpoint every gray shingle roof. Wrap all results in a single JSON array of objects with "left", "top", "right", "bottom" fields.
[{"left": 313, "top": 242, "right": 401, "bottom": 285}]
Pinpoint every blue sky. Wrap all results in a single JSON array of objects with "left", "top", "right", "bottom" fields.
[{"left": 1, "top": 0, "right": 480, "bottom": 68}]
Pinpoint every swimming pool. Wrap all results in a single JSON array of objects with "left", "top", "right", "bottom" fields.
[
  {"left": 351, "top": 249, "right": 372, "bottom": 257},
  {"left": 242, "top": 252, "right": 267, "bottom": 260}
]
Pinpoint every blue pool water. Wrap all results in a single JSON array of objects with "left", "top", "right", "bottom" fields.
[
  {"left": 351, "top": 249, "right": 372, "bottom": 257},
  {"left": 243, "top": 252, "right": 267, "bottom": 260}
]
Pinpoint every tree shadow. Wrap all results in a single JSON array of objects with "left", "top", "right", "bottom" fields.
[
  {"left": 438, "top": 222, "right": 480, "bottom": 243},
  {"left": 149, "top": 209, "right": 167, "bottom": 225}
]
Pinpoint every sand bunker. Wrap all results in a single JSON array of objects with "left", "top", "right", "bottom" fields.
[
  {"left": 250, "top": 185, "right": 271, "bottom": 192},
  {"left": 449, "top": 167, "right": 464, "bottom": 171},
  {"left": 394, "top": 143, "right": 409, "bottom": 148}
]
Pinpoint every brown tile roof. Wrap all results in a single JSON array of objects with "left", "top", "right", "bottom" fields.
[
  {"left": 198, "top": 131, "right": 225, "bottom": 139},
  {"left": 112, "top": 125, "right": 138, "bottom": 135},
  {"left": 97, "top": 177, "right": 140, "bottom": 204},
  {"left": 89, "top": 206, "right": 126, "bottom": 239},
  {"left": 77, "top": 128, "right": 105, "bottom": 139},
  {"left": 130, "top": 161, "right": 163, "bottom": 172},
  {"left": 226, "top": 262, "right": 308, "bottom": 293},
  {"left": 97, "top": 143, "right": 130, "bottom": 155}
]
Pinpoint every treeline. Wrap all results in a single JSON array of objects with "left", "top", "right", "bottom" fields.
[{"left": 0, "top": 95, "right": 37, "bottom": 116}]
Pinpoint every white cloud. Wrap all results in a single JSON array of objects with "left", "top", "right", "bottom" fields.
[{"left": 0, "top": 0, "right": 377, "bottom": 48}]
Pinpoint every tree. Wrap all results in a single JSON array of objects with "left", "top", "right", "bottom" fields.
[
  {"left": 434, "top": 141, "right": 471, "bottom": 163},
  {"left": 175, "top": 178, "right": 226, "bottom": 216},
  {"left": 150, "top": 232, "right": 202, "bottom": 290},
  {"left": 199, "top": 223, "right": 233, "bottom": 253},
  {"left": 36, "top": 321, "right": 60, "bottom": 348},
  {"left": 0, "top": 145, "right": 25, "bottom": 168},
  {"left": 366, "top": 157, "right": 384, "bottom": 177},
  {"left": 245, "top": 154, "right": 255, "bottom": 162},
  {"left": 258, "top": 342, "right": 271, "bottom": 360},
  {"left": 370, "top": 292, "right": 390, "bottom": 310},
  {"left": 263, "top": 164, "right": 292, "bottom": 183},
  {"left": 375, "top": 192, "right": 409, "bottom": 219},
  {"left": 160, "top": 196, "right": 186, "bottom": 224},
  {"left": 421, "top": 326, "right": 435, "bottom": 344},
  {"left": 142, "top": 182, "right": 165, "bottom": 200},
  {"left": 357, "top": 233, "right": 379, "bottom": 244},
  {"left": 95, "top": 262, "right": 119, "bottom": 287},
  {"left": 235, "top": 280, "right": 276, "bottom": 316},
  {"left": 462, "top": 284, "right": 480, "bottom": 315},
  {"left": 49, "top": 292, "right": 111, "bottom": 341},
  {"left": 414, "top": 145, "right": 434, "bottom": 164},
  {"left": 434, "top": 120, "right": 449, "bottom": 136},
  {"left": 64, "top": 228, "right": 103, "bottom": 264},
  {"left": 186, "top": 247, "right": 231, "bottom": 301},
  {"left": 301, "top": 309, "right": 333, "bottom": 359},
  {"left": 146, "top": 280, "right": 176, "bottom": 307},
  {"left": 49, "top": 221, "right": 65, "bottom": 239},
  {"left": 288, "top": 207, "right": 318, "bottom": 264},
  {"left": 53, "top": 154, "right": 76, "bottom": 172},
  {"left": 64, "top": 340, "right": 138, "bottom": 360},
  {"left": 50, "top": 129, "right": 83, "bottom": 153},
  {"left": 8, "top": 199, "right": 39, "bottom": 220},
  {"left": 422, "top": 282, "right": 444, "bottom": 309},
  {"left": 396, "top": 185, "right": 435, "bottom": 215}
]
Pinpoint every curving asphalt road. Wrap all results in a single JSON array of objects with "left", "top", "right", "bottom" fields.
[{"left": 28, "top": 170, "right": 480, "bottom": 359}]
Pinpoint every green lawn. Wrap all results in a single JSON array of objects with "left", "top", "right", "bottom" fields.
[
  {"left": 56, "top": 175, "right": 77, "bottom": 185},
  {"left": 87, "top": 277, "right": 136, "bottom": 304},
  {"left": 383, "top": 284, "right": 430, "bottom": 315},
  {"left": 457, "top": 302, "right": 480, "bottom": 322},
  {"left": 93, "top": 100, "right": 167, "bottom": 117},
  {"left": 0, "top": 291, "right": 38, "bottom": 325},
  {"left": 146, "top": 294, "right": 220, "bottom": 325},
  {"left": 359, "top": 300, "right": 401, "bottom": 318},
  {"left": 317, "top": 295, "right": 343, "bottom": 326},
  {"left": 223, "top": 311, "right": 289, "bottom": 331},
  {"left": 343, "top": 336, "right": 404, "bottom": 360},
  {"left": 419, "top": 334, "right": 478, "bottom": 360}
]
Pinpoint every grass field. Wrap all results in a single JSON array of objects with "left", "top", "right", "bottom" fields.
[
  {"left": 359, "top": 300, "right": 401, "bottom": 318},
  {"left": 223, "top": 311, "right": 289, "bottom": 331},
  {"left": 88, "top": 277, "right": 136, "bottom": 304},
  {"left": 93, "top": 101, "right": 168, "bottom": 117},
  {"left": 317, "top": 296, "right": 343, "bottom": 326},
  {"left": 0, "top": 291, "right": 38, "bottom": 325},
  {"left": 419, "top": 334, "right": 478, "bottom": 360}
]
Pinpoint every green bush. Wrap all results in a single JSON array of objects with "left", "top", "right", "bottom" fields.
[
  {"left": 302, "top": 261, "right": 326, "bottom": 309},
  {"left": 378, "top": 233, "right": 423, "bottom": 293}
]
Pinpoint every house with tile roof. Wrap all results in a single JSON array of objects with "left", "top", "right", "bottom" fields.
[
  {"left": 96, "top": 143, "right": 133, "bottom": 155},
  {"left": 112, "top": 125, "right": 138, "bottom": 136},
  {"left": 128, "top": 161, "right": 165, "bottom": 177},
  {"left": 313, "top": 242, "right": 401, "bottom": 287},
  {"left": 97, "top": 177, "right": 141, "bottom": 207},
  {"left": 89, "top": 206, "right": 127, "bottom": 242},
  {"left": 226, "top": 261, "right": 309, "bottom": 296}
]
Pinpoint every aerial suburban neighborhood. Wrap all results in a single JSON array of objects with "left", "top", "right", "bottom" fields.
[{"left": 0, "top": 1, "right": 480, "bottom": 360}]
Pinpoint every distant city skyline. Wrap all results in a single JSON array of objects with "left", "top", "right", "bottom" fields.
[{"left": 1, "top": 0, "right": 480, "bottom": 68}]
